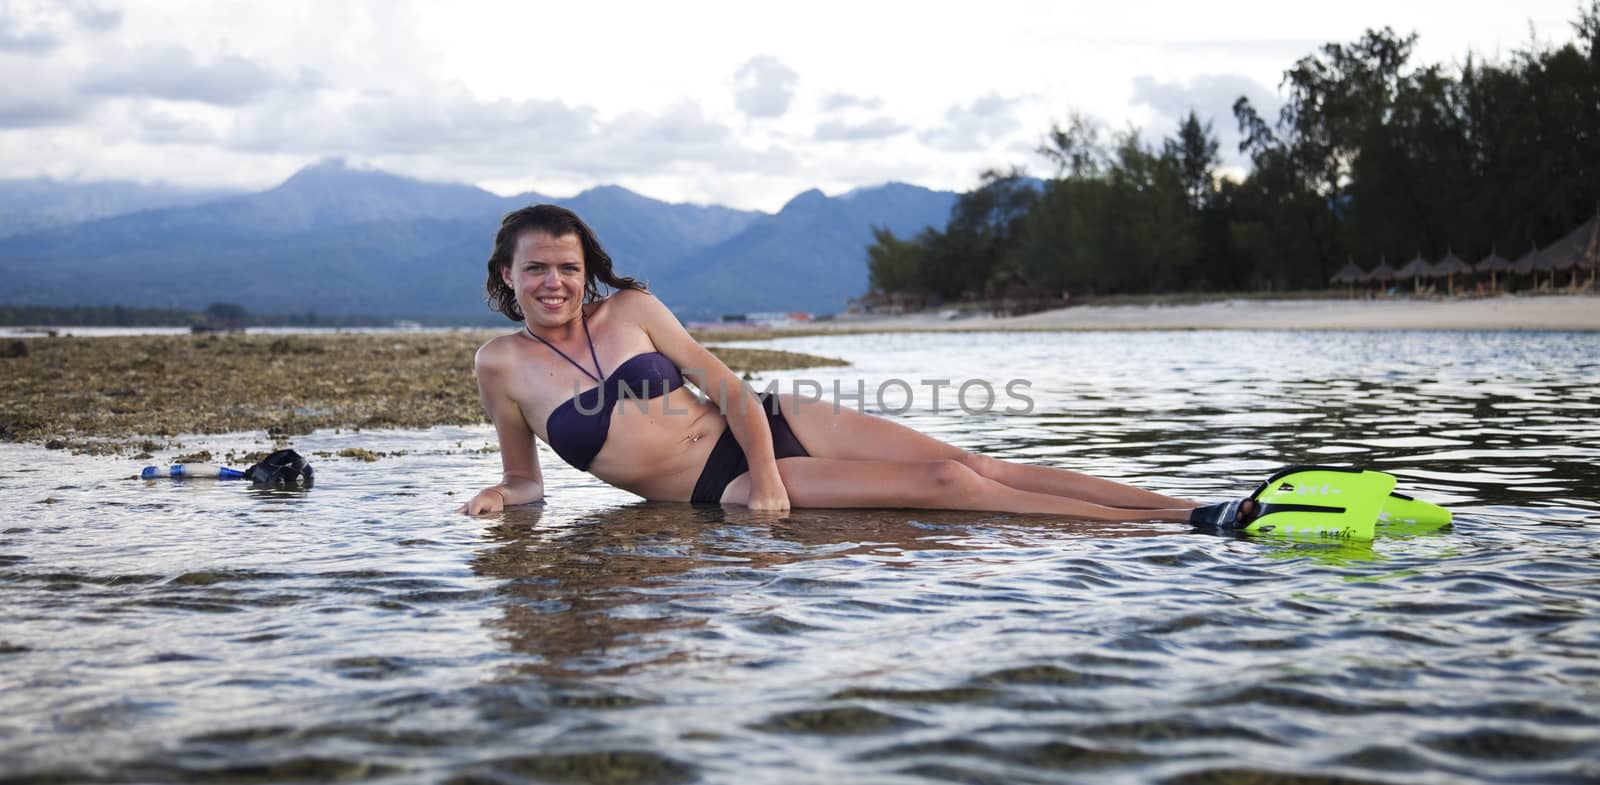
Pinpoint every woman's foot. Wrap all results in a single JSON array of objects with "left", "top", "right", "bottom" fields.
[{"left": 1188, "top": 498, "right": 1259, "bottom": 530}]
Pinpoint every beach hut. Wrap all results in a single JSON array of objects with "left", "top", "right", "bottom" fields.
[
  {"left": 1474, "top": 249, "right": 1513, "bottom": 291},
  {"left": 1430, "top": 250, "right": 1473, "bottom": 296},
  {"left": 1392, "top": 252, "right": 1432, "bottom": 294},
  {"left": 1330, "top": 259, "right": 1366, "bottom": 296}
]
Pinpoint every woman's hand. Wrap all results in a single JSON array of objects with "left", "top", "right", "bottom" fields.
[
  {"left": 747, "top": 473, "right": 791, "bottom": 512},
  {"left": 458, "top": 487, "right": 506, "bottom": 516}
]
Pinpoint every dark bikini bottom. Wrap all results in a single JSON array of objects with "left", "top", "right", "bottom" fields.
[{"left": 690, "top": 393, "right": 809, "bottom": 504}]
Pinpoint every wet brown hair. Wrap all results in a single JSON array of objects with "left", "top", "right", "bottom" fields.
[{"left": 484, "top": 204, "right": 645, "bottom": 322}]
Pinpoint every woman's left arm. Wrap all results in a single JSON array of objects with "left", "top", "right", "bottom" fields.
[{"left": 625, "top": 291, "right": 790, "bottom": 511}]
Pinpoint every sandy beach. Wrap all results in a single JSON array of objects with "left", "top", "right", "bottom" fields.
[{"left": 810, "top": 294, "right": 1600, "bottom": 333}]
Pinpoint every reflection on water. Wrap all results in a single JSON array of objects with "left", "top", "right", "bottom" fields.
[
  {"left": 1, "top": 330, "right": 1597, "bottom": 783},
  {"left": 475, "top": 503, "right": 1165, "bottom": 680}
]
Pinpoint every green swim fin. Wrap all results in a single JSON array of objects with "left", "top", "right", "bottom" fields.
[
  {"left": 1242, "top": 465, "right": 1397, "bottom": 542},
  {"left": 1377, "top": 491, "right": 1452, "bottom": 535}
]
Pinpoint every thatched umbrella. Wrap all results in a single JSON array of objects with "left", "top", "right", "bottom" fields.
[
  {"left": 1584, "top": 213, "right": 1600, "bottom": 288},
  {"left": 1365, "top": 256, "right": 1396, "bottom": 291},
  {"left": 1330, "top": 259, "right": 1366, "bottom": 296},
  {"left": 1539, "top": 238, "right": 1581, "bottom": 281},
  {"left": 1392, "top": 252, "right": 1432, "bottom": 293},
  {"left": 1512, "top": 243, "right": 1540, "bottom": 287},
  {"left": 1331, "top": 259, "right": 1365, "bottom": 284},
  {"left": 1531, "top": 239, "right": 1561, "bottom": 289},
  {"left": 1430, "top": 250, "right": 1473, "bottom": 296},
  {"left": 1538, "top": 215, "right": 1598, "bottom": 289},
  {"left": 1474, "top": 248, "right": 1512, "bottom": 291}
]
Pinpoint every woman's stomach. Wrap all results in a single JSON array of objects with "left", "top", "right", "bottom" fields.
[{"left": 586, "top": 388, "right": 728, "bottom": 500}]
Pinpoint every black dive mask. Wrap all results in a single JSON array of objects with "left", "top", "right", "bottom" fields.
[{"left": 244, "top": 449, "right": 314, "bottom": 488}]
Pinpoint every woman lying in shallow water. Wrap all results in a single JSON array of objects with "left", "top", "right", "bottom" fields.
[{"left": 460, "top": 204, "right": 1208, "bottom": 521}]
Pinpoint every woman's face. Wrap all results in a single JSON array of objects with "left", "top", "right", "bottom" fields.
[{"left": 504, "top": 230, "right": 586, "bottom": 330}]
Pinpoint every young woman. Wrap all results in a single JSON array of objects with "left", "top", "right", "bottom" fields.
[{"left": 460, "top": 204, "right": 1205, "bottom": 522}]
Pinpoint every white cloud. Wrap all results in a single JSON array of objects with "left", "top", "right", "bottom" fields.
[
  {"left": 0, "top": 0, "right": 120, "bottom": 54},
  {"left": 732, "top": 55, "right": 798, "bottom": 119},
  {"left": 0, "top": 22, "right": 57, "bottom": 53},
  {"left": 819, "top": 92, "right": 883, "bottom": 112},
  {"left": 120, "top": 103, "right": 219, "bottom": 145},
  {"left": 0, "top": 55, "right": 85, "bottom": 126},
  {"left": 814, "top": 116, "right": 908, "bottom": 142},
  {"left": 1130, "top": 73, "right": 1282, "bottom": 165},
  {"left": 65, "top": 0, "right": 121, "bottom": 32},
  {"left": 1131, "top": 73, "right": 1278, "bottom": 125},
  {"left": 223, "top": 83, "right": 597, "bottom": 159},
  {"left": 79, "top": 46, "right": 307, "bottom": 106},
  {"left": 219, "top": 85, "right": 796, "bottom": 194},
  {"left": 0, "top": 0, "right": 1591, "bottom": 210},
  {"left": 1161, "top": 37, "right": 1326, "bottom": 59},
  {"left": 919, "top": 93, "right": 1026, "bottom": 152},
  {"left": 576, "top": 100, "right": 800, "bottom": 179}
]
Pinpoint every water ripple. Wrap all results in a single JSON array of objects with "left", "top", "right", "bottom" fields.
[{"left": 3, "top": 331, "right": 1599, "bottom": 783}]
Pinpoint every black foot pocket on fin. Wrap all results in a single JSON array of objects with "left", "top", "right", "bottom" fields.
[{"left": 1189, "top": 499, "right": 1257, "bottom": 531}]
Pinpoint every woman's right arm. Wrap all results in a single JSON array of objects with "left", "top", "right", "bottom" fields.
[{"left": 460, "top": 339, "right": 544, "bottom": 515}]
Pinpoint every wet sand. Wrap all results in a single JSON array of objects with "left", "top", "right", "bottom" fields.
[{"left": 0, "top": 331, "right": 844, "bottom": 454}]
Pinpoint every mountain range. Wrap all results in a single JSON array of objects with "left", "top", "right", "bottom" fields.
[
  {"left": 0, "top": 178, "right": 244, "bottom": 238},
  {"left": 0, "top": 160, "right": 957, "bottom": 321}
]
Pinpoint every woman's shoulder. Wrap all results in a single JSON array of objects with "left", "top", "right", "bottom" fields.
[
  {"left": 603, "top": 287, "right": 656, "bottom": 307},
  {"left": 473, "top": 330, "right": 524, "bottom": 370},
  {"left": 597, "top": 288, "right": 668, "bottom": 320}
]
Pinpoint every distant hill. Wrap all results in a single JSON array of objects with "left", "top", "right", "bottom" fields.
[
  {"left": 0, "top": 161, "right": 954, "bottom": 320},
  {"left": 658, "top": 183, "right": 958, "bottom": 318},
  {"left": 0, "top": 178, "right": 243, "bottom": 238},
  {"left": 561, "top": 184, "right": 763, "bottom": 288}
]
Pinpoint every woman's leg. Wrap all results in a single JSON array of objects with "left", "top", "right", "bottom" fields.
[
  {"left": 770, "top": 393, "right": 1197, "bottom": 510},
  {"left": 723, "top": 456, "right": 1195, "bottom": 521}
]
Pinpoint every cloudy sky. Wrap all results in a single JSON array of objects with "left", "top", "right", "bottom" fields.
[{"left": 0, "top": 0, "right": 1588, "bottom": 211}]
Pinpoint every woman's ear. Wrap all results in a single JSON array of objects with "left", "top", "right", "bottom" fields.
[{"left": 501, "top": 265, "right": 514, "bottom": 289}]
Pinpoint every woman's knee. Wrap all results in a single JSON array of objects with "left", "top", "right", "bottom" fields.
[
  {"left": 955, "top": 452, "right": 1005, "bottom": 480},
  {"left": 925, "top": 458, "right": 981, "bottom": 493}
]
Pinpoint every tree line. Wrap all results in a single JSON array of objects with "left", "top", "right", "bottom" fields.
[{"left": 867, "top": 3, "right": 1600, "bottom": 307}]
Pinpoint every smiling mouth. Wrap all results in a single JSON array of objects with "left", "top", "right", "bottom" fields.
[{"left": 536, "top": 297, "right": 567, "bottom": 306}]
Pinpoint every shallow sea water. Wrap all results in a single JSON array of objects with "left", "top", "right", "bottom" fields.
[{"left": 2, "top": 330, "right": 1598, "bottom": 784}]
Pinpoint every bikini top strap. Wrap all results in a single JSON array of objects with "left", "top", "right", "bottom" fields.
[
  {"left": 524, "top": 311, "right": 603, "bottom": 383},
  {"left": 579, "top": 311, "right": 603, "bottom": 381}
]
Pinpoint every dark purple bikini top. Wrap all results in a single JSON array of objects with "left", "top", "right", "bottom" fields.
[{"left": 525, "top": 314, "right": 684, "bottom": 472}]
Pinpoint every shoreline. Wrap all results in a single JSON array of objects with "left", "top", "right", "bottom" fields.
[
  {"left": 7, "top": 294, "right": 1596, "bottom": 341},
  {"left": 4, "top": 295, "right": 1596, "bottom": 452},
  {"left": 695, "top": 293, "right": 1600, "bottom": 337}
]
